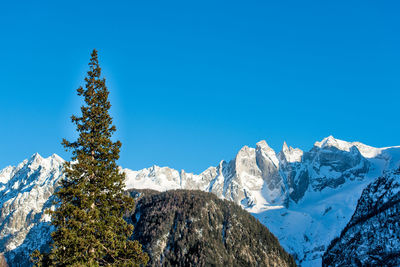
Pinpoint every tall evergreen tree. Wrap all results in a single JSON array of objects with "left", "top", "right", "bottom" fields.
[{"left": 32, "top": 49, "right": 148, "bottom": 266}]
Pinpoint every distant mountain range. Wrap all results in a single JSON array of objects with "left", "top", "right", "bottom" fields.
[{"left": 1, "top": 136, "right": 399, "bottom": 266}]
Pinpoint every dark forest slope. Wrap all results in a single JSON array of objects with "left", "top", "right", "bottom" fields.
[{"left": 129, "top": 189, "right": 296, "bottom": 267}]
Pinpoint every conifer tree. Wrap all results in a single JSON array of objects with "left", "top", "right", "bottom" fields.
[{"left": 32, "top": 49, "right": 148, "bottom": 266}]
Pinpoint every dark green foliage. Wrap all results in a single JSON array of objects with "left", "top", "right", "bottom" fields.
[
  {"left": 32, "top": 50, "right": 148, "bottom": 266},
  {"left": 129, "top": 189, "right": 296, "bottom": 267}
]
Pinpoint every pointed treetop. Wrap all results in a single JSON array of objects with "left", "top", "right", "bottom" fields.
[{"left": 31, "top": 49, "right": 148, "bottom": 266}]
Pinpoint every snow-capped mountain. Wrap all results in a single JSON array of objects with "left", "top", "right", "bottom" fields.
[
  {"left": 124, "top": 136, "right": 400, "bottom": 266},
  {"left": 124, "top": 136, "right": 389, "bottom": 211},
  {"left": 0, "top": 153, "right": 64, "bottom": 265},
  {"left": 1, "top": 136, "right": 399, "bottom": 266}
]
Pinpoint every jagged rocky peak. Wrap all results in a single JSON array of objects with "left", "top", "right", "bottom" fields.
[
  {"left": 256, "top": 140, "right": 275, "bottom": 153},
  {"left": 29, "top": 152, "right": 43, "bottom": 162},
  {"left": 311, "top": 136, "right": 365, "bottom": 164},
  {"left": 124, "top": 165, "right": 181, "bottom": 192},
  {"left": 282, "top": 141, "right": 289, "bottom": 152},
  {"left": 281, "top": 136, "right": 372, "bottom": 202},
  {"left": 26, "top": 153, "right": 64, "bottom": 171},
  {"left": 254, "top": 141, "right": 284, "bottom": 199},
  {"left": 307, "top": 136, "right": 370, "bottom": 191},
  {"left": 314, "top": 135, "right": 372, "bottom": 155},
  {"left": 233, "top": 141, "right": 282, "bottom": 192},
  {"left": 180, "top": 166, "right": 218, "bottom": 190},
  {"left": 1, "top": 153, "right": 64, "bottom": 193},
  {"left": 234, "top": 145, "right": 261, "bottom": 178},
  {"left": 256, "top": 140, "right": 279, "bottom": 167},
  {"left": 235, "top": 144, "right": 256, "bottom": 160},
  {"left": 279, "top": 141, "right": 303, "bottom": 163},
  {"left": 314, "top": 135, "right": 392, "bottom": 160},
  {"left": 277, "top": 141, "right": 306, "bottom": 203},
  {"left": 314, "top": 135, "right": 353, "bottom": 151},
  {"left": 49, "top": 153, "right": 64, "bottom": 164},
  {"left": 149, "top": 165, "right": 178, "bottom": 181},
  {"left": 0, "top": 166, "right": 14, "bottom": 184}
]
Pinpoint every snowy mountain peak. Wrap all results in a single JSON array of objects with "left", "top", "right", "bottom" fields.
[
  {"left": 235, "top": 146, "right": 256, "bottom": 168},
  {"left": 313, "top": 136, "right": 391, "bottom": 159},
  {"left": 0, "top": 166, "right": 14, "bottom": 184},
  {"left": 50, "top": 153, "right": 64, "bottom": 164},
  {"left": 256, "top": 140, "right": 273, "bottom": 151},
  {"left": 282, "top": 141, "right": 289, "bottom": 152},
  {"left": 24, "top": 153, "right": 65, "bottom": 173},
  {"left": 237, "top": 144, "right": 253, "bottom": 153},
  {"left": 29, "top": 152, "right": 43, "bottom": 163},
  {"left": 256, "top": 140, "right": 279, "bottom": 166},
  {"left": 279, "top": 142, "right": 303, "bottom": 163},
  {"left": 314, "top": 135, "right": 354, "bottom": 151}
]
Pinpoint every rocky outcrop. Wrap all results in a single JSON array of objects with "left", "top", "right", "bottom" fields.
[
  {"left": 278, "top": 142, "right": 306, "bottom": 203},
  {"left": 307, "top": 143, "right": 369, "bottom": 191},
  {"left": 279, "top": 136, "right": 370, "bottom": 203}
]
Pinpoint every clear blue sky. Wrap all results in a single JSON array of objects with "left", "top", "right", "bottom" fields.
[{"left": 1, "top": 1, "right": 399, "bottom": 173}]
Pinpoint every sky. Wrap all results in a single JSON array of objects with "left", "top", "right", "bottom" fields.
[{"left": 0, "top": 1, "right": 399, "bottom": 173}]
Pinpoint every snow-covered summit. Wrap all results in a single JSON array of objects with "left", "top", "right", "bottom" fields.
[
  {"left": 314, "top": 135, "right": 400, "bottom": 160},
  {"left": 280, "top": 141, "right": 303, "bottom": 163},
  {"left": 314, "top": 135, "right": 353, "bottom": 151},
  {"left": 0, "top": 153, "right": 65, "bottom": 265}
]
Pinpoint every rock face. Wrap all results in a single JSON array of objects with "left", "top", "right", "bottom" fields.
[
  {"left": 322, "top": 170, "right": 400, "bottom": 266},
  {"left": 129, "top": 189, "right": 296, "bottom": 267},
  {"left": 309, "top": 137, "right": 370, "bottom": 191},
  {"left": 0, "top": 136, "right": 399, "bottom": 266},
  {"left": 278, "top": 136, "right": 370, "bottom": 203}
]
